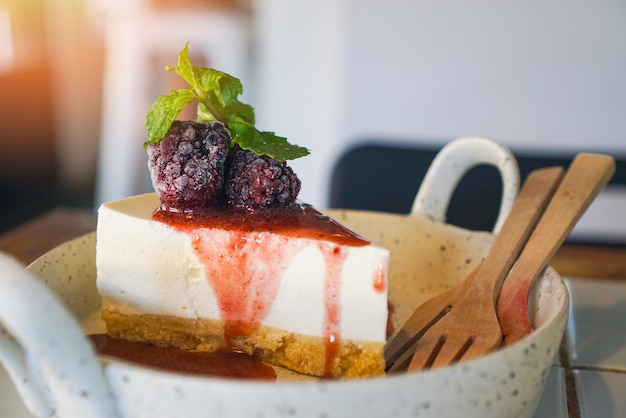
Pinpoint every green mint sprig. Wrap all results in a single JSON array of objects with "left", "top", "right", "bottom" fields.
[{"left": 145, "top": 42, "right": 309, "bottom": 162}]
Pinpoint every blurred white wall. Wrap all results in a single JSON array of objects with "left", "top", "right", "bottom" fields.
[{"left": 252, "top": 0, "right": 626, "bottom": 242}]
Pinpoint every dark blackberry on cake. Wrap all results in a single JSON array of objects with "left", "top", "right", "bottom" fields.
[
  {"left": 225, "top": 150, "right": 301, "bottom": 209},
  {"left": 147, "top": 121, "right": 230, "bottom": 212}
]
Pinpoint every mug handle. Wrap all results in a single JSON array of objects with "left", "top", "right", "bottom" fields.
[
  {"left": 411, "top": 137, "right": 520, "bottom": 234},
  {"left": 0, "top": 252, "right": 119, "bottom": 418}
]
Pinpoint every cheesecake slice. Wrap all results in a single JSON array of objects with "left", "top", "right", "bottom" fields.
[{"left": 96, "top": 193, "right": 389, "bottom": 379}]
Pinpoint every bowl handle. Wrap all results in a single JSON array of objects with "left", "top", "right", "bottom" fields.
[
  {"left": 411, "top": 137, "right": 520, "bottom": 233},
  {"left": 0, "top": 252, "right": 120, "bottom": 418}
]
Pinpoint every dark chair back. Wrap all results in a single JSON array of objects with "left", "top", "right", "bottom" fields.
[{"left": 329, "top": 140, "right": 626, "bottom": 243}]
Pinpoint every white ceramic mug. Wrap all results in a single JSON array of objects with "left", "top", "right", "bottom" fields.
[{"left": 0, "top": 137, "right": 568, "bottom": 418}]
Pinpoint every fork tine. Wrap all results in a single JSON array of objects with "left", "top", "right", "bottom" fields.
[
  {"left": 407, "top": 332, "right": 472, "bottom": 371},
  {"left": 408, "top": 311, "right": 505, "bottom": 371},
  {"left": 406, "top": 334, "right": 446, "bottom": 372},
  {"left": 460, "top": 334, "right": 502, "bottom": 362},
  {"left": 385, "top": 266, "right": 481, "bottom": 369},
  {"left": 386, "top": 340, "right": 419, "bottom": 373},
  {"left": 428, "top": 334, "right": 474, "bottom": 370},
  {"left": 384, "top": 292, "right": 453, "bottom": 368}
]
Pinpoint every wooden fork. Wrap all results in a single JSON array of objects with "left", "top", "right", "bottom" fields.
[
  {"left": 386, "top": 153, "right": 615, "bottom": 373},
  {"left": 385, "top": 165, "right": 564, "bottom": 373}
]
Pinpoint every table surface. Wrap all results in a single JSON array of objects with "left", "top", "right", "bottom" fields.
[{"left": 1, "top": 207, "right": 626, "bottom": 417}]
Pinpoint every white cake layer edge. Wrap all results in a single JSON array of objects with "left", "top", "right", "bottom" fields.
[{"left": 96, "top": 193, "right": 389, "bottom": 343}]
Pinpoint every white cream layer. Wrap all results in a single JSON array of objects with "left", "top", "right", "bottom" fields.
[{"left": 96, "top": 193, "right": 389, "bottom": 343}]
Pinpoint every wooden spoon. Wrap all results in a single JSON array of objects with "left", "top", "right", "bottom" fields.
[{"left": 497, "top": 153, "right": 615, "bottom": 345}]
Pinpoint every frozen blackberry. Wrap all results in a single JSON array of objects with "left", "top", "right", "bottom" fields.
[
  {"left": 225, "top": 150, "right": 301, "bottom": 209},
  {"left": 147, "top": 120, "right": 230, "bottom": 212}
]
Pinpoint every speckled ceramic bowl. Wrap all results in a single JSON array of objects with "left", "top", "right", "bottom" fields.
[{"left": 0, "top": 137, "right": 569, "bottom": 418}]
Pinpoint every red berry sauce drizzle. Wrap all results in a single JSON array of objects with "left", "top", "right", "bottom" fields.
[
  {"left": 319, "top": 245, "right": 347, "bottom": 376},
  {"left": 153, "top": 203, "right": 373, "bottom": 377},
  {"left": 89, "top": 334, "right": 276, "bottom": 380}
]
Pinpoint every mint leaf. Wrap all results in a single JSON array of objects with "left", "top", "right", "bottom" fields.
[
  {"left": 166, "top": 42, "right": 196, "bottom": 88},
  {"left": 196, "top": 103, "right": 216, "bottom": 123},
  {"left": 146, "top": 42, "right": 310, "bottom": 160},
  {"left": 196, "top": 101, "right": 254, "bottom": 125},
  {"left": 196, "top": 67, "right": 243, "bottom": 107},
  {"left": 228, "top": 121, "right": 309, "bottom": 162},
  {"left": 225, "top": 101, "right": 255, "bottom": 124},
  {"left": 145, "top": 89, "right": 195, "bottom": 147}
]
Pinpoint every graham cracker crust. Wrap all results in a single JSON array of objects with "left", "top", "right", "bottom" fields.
[{"left": 101, "top": 308, "right": 385, "bottom": 379}]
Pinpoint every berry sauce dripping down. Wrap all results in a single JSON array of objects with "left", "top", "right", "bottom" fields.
[
  {"left": 319, "top": 244, "right": 347, "bottom": 377},
  {"left": 153, "top": 203, "right": 369, "bottom": 377}
]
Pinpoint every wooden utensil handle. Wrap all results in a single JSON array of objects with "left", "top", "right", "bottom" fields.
[
  {"left": 505, "top": 154, "right": 615, "bottom": 288},
  {"left": 468, "top": 166, "right": 564, "bottom": 302}
]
